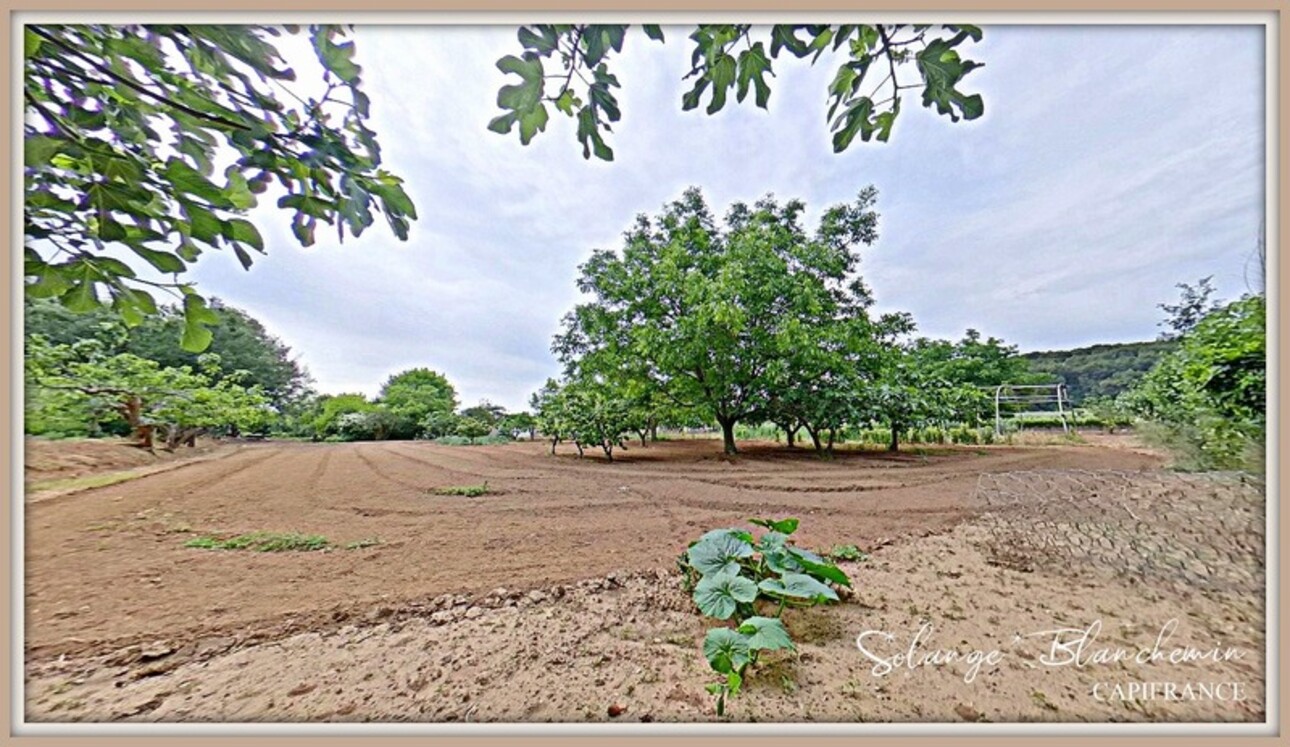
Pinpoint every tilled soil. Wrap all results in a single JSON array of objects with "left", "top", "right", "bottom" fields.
[
  {"left": 25, "top": 440, "right": 1162, "bottom": 665},
  {"left": 25, "top": 522, "right": 1263, "bottom": 723},
  {"left": 25, "top": 437, "right": 1219, "bottom": 723}
]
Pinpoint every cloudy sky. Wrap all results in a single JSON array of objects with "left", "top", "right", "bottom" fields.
[{"left": 182, "top": 23, "right": 1266, "bottom": 412}]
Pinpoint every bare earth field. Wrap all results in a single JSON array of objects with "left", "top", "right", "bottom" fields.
[{"left": 23, "top": 438, "right": 1266, "bottom": 723}]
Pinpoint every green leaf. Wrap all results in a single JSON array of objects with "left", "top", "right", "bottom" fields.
[
  {"left": 314, "top": 29, "right": 361, "bottom": 85},
  {"left": 749, "top": 517, "right": 798, "bottom": 535},
  {"left": 60, "top": 281, "right": 100, "bottom": 313},
  {"left": 706, "top": 53, "right": 737, "bottom": 115},
  {"left": 758, "top": 572, "right": 839, "bottom": 602},
  {"left": 222, "top": 218, "right": 264, "bottom": 251},
  {"left": 24, "top": 28, "right": 41, "bottom": 57},
  {"left": 225, "top": 171, "right": 256, "bottom": 209},
  {"left": 687, "top": 533, "right": 754, "bottom": 577},
  {"left": 702, "top": 628, "right": 752, "bottom": 674},
  {"left": 164, "top": 158, "right": 232, "bottom": 208},
  {"left": 517, "top": 26, "right": 559, "bottom": 56},
  {"left": 24, "top": 135, "right": 71, "bottom": 167},
  {"left": 738, "top": 616, "right": 795, "bottom": 651},
  {"left": 181, "top": 321, "right": 214, "bottom": 353},
  {"left": 698, "top": 527, "right": 756, "bottom": 545},
  {"left": 517, "top": 103, "right": 550, "bottom": 145},
  {"left": 642, "top": 24, "right": 665, "bottom": 42},
  {"left": 786, "top": 546, "right": 851, "bottom": 588},
  {"left": 693, "top": 572, "right": 758, "bottom": 619}
]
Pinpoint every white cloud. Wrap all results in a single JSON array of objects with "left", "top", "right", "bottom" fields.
[{"left": 183, "top": 23, "right": 1266, "bottom": 410}]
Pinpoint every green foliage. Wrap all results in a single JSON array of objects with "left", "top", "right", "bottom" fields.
[
  {"left": 555, "top": 187, "right": 885, "bottom": 455},
  {"left": 26, "top": 296, "right": 311, "bottom": 411},
  {"left": 431, "top": 482, "right": 490, "bottom": 497},
  {"left": 1024, "top": 340, "right": 1176, "bottom": 404},
  {"left": 25, "top": 333, "right": 272, "bottom": 447},
  {"left": 377, "top": 368, "right": 458, "bottom": 424},
  {"left": 498, "top": 411, "right": 538, "bottom": 439},
  {"left": 453, "top": 417, "right": 492, "bottom": 443},
  {"left": 24, "top": 24, "right": 415, "bottom": 349},
  {"left": 184, "top": 531, "right": 330, "bottom": 552},
  {"left": 1126, "top": 295, "right": 1265, "bottom": 471},
  {"left": 311, "top": 393, "right": 375, "bottom": 438},
  {"left": 493, "top": 24, "right": 984, "bottom": 160},
  {"left": 336, "top": 408, "right": 418, "bottom": 441},
  {"left": 680, "top": 518, "right": 850, "bottom": 716},
  {"left": 823, "top": 544, "right": 866, "bottom": 562}
]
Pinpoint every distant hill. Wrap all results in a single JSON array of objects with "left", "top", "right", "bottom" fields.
[{"left": 1023, "top": 339, "right": 1176, "bottom": 404}]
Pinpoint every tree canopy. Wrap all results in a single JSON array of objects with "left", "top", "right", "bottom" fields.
[
  {"left": 23, "top": 24, "right": 416, "bottom": 351},
  {"left": 377, "top": 368, "right": 458, "bottom": 423},
  {"left": 26, "top": 296, "right": 310, "bottom": 410},
  {"left": 554, "top": 186, "right": 887, "bottom": 454},
  {"left": 492, "top": 24, "right": 985, "bottom": 160}
]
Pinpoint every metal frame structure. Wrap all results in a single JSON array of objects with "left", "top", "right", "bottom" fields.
[{"left": 990, "top": 383, "right": 1070, "bottom": 436}]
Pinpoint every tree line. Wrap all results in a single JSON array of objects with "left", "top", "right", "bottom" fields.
[{"left": 24, "top": 297, "right": 536, "bottom": 449}]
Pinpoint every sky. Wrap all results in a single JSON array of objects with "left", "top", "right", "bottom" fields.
[{"left": 180, "top": 24, "right": 1267, "bottom": 412}]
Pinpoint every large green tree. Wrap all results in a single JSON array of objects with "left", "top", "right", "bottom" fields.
[
  {"left": 492, "top": 24, "right": 984, "bottom": 160},
  {"left": 23, "top": 24, "right": 416, "bottom": 350},
  {"left": 555, "top": 187, "right": 884, "bottom": 455},
  {"left": 26, "top": 296, "right": 311, "bottom": 410},
  {"left": 377, "top": 368, "right": 458, "bottom": 424},
  {"left": 26, "top": 335, "right": 271, "bottom": 448}
]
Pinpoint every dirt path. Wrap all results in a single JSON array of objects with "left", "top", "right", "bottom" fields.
[{"left": 24, "top": 440, "right": 1163, "bottom": 664}]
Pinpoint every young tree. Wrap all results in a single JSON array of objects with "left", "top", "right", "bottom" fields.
[
  {"left": 23, "top": 25, "right": 415, "bottom": 349},
  {"left": 454, "top": 417, "right": 492, "bottom": 444},
  {"left": 460, "top": 400, "right": 507, "bottom": 428},
  {"left": 498, "top": 411, "right": 537, "bottom": 439},
  {"left": 556, "top": 187, "right": 884, "bottom": 455},
  {"left": 562, "top": 377, "right": 634, "bottom": 462},
  {"left": 492, "top": 24, "right": 984, "bottom": 160},
  {"left": 531, "top": 378, "right": 571, "bottom": 454}
]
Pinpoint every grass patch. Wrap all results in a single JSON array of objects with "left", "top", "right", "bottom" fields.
[
  {"left": 430, "top": 482, "right": 490, "bottom": 497},
  {"left": 823, "top": 544, "right": 867, "bottom": 562},
  {"left": 342, "top": 537, "right": 382, "bottom": 550},
  {"left": 28, "top": 470, "right": 145, "bottom": 494},
  {"left": 184, "top": 531, "right": 331, "bottom": 552}
]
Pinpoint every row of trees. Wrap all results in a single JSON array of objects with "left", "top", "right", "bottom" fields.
[
  {"left": 25, "top": 297, "right": 540, "bottom": 449},
  {"left": 297, "top": 371, "right": 536, "bottom": 443},
  {"left": 530, "top": 187, "right": 1044, "bottom": 457}
]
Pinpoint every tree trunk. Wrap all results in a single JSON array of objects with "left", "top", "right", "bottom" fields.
[
  {"left": 889, "top": 422, "right": 900, "bottom": 452},
  {"left": 602, "top": 441, "right": 614, "bottom": 462},
  {"left": 806, "top": 426, "right": 823, "bottom": 453},
  {"left": 649, "top": 422, "right": 659, "bottom": 442},
  {"left": 121, "top": 395, "right": 153, "bottom": 449},
  {"left": 637, "top": 429, "right": 647, "bottom": 447},
  {"left": 550, "top": 436, "right": 559, "bottom": 455},
  {"left": 717, "top": 416, "right": 738, "bottom": 455},
  {"left": 826, "top": 428, "right": 836, "bottom": 456}
]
